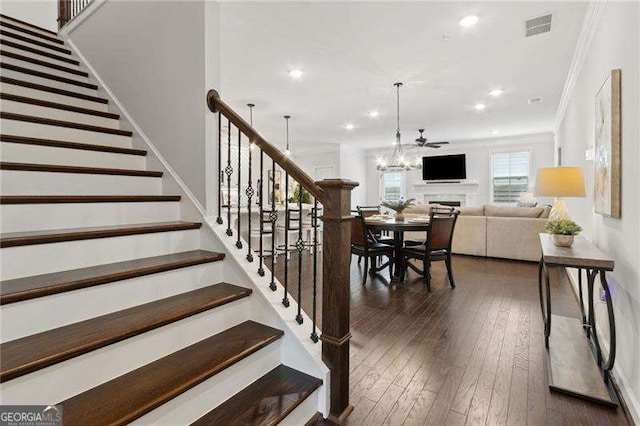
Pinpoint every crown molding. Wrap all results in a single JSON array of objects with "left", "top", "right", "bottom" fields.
[{"left": 555, "top": 1, "right": 608, "bottom": 130}]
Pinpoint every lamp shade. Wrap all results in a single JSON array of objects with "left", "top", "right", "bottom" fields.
[{"left": 534, "top": 167, "right": 586, "bottom": 197}]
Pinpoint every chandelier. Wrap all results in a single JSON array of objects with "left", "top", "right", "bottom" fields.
[{"left": 376, "top": 82, "right": 422, "bottom": 172}]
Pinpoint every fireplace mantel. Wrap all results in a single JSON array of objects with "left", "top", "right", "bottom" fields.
[{"left": 409, "top": 180, "right": 480, "bottom": 206}]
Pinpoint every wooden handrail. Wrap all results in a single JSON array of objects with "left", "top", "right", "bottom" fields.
[{"left": 207, "top": 89, "right": 326, "bottom": 204}]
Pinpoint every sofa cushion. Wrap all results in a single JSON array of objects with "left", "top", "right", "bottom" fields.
[
  {"left": 404, "top": 204, "right": 431, "bottom": 215},
  {"left": 484, "top": 205, "right": 544, "bottom": 218},
  {"left": 457, "top": 206, "right": 484, "bottom": 216},
  {"left": 539, "top": 205, "right": 551, "bottom": 218},
  {"left": 452, "top": 216, "right": 487, "bottom": 257},
  {"left": 486, "top": 217, "right": 547, "bottom": 261}
]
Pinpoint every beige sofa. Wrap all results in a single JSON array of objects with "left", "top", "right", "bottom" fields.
[{"left": 404, "top": 204, "right": 550, "bottom": 262}]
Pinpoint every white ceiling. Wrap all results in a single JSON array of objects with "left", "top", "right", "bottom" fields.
[{"left": 220, "top": 1, "right": 587, "bottom": 151}]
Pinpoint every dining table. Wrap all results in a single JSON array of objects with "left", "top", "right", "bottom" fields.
[{"left": 364, "top": 217, "right": 431, "bottom": 283}]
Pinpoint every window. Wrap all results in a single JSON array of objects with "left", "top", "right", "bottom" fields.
[
  {"left": 380, "top": 171, "right": 404, "bottom": 202},
  {"left": 491, "top": 151, "right": 530, "bottom": 203}
]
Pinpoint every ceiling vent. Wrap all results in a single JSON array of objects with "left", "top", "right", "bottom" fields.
[{"left": 525, "top": 13, "right": 552, "bottom": 37}]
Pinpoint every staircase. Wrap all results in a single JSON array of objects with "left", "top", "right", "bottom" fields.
[{"left": 0, "top": 14, "right": 323, "bottom": 424}]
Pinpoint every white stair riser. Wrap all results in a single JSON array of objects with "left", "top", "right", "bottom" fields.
[
  {"left": 1, "top": 54, "right": 85, "bottom": 80},
  {"left": 0, "top": 68, "right": 97, "bottom": 96},
  {"left": 0, "top": 200, "right": 176, "bottom": 233},
  {"left": 0, "top": 262, "right": 224, "bottom": 341},
  {"left": 0, "top": 17, "right": 60, "bottom": 40},
  {"left": 0, "top": 229, "right": 201, "bottom": 280},
  {"left": 0, "top": 170, "right": 161, "bottom": 196},
  {"left": 0, "top": 43, "right": 81, "bottom": 69},
  {"left": 1, "top": 99, "right": 119, "bottom": 128},
  {"left": 0, "top": 119, "right": 131, "bottom": 148},
  {"left": 0, "top": 299, "right": 256, "bottom": 405},
  {"left": 0, "top": 31, "right": 66, "bottom": 55},
  {"left": 279, "top": 389, "right": 320, "bottom": 426},
  {"left": 0, "top": 82, "right": 108, "bottom": 112},
  {"left": 131, "top": 340, "right": 281, "bottom": 425},
  {"left": 0, "top": 143, "right": 144, "bottom": 172}
]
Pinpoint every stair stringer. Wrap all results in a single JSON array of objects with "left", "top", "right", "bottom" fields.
[{"left": 60, "top": 33, "right": 330, "bottom": 418}]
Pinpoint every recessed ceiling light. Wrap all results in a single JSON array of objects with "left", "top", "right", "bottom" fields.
[
  {"left": 345, "top": 123, "right": 355, "bottom": 131},
  {"left": 528, "top": 97, "right": 544, "bottom": 104},
  {"left": 491, "top": 129, "right": 500, "bottom": 135},
  {"left": 288, "top": 69, "right": 303, "bottom": 79},
  {"left": 368, "top": 110, "right": 380, "bottom": 118},
  {"left": 489, "top": 89, "right": 504, "bottom": 97},
  {"left": 459, "top": 15, "right": 479, "bottom": 27},
  {"left": 474, "top": 103, "right": 487, "bottom": 111}
]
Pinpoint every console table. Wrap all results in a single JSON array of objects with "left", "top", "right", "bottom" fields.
[{"left": 538, "top": 233, "right": 617, "bottom": 406}]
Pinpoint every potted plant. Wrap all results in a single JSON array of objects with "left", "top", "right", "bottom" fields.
[
  {"left": 381, "top": 198, "right": 415, "bottom": 222},
  {"left": 545, "top": 219, "right": 583, "bottom": 247}
]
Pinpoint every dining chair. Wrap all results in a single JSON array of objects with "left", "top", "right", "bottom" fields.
[
  {"left": 404, "top": 205, "right": 456, "bottom": 247},
  {"left": 356, "top": 206, "right": 394, "bottom": 246},
  {"left": 302, "top": 205, "right": 323, "bottom": 255},
  {"left": 276, "top": 207, "right": 301, "bottom": 260},
  {"left": 350, "top": 214, "right": 394, "bottom": 285},
  {"left": 250, "top": 210, "right": 278, "bottom": 263},
  {"left": 401, "top": 209, "right": 459, "bottom": 291}
]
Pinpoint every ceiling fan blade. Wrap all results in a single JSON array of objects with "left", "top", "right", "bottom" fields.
[
  {"left": 429, "top": 141, "right": 450, "bottom": 145},
  {"left": 425, "top": 144, "right": 442, "bottom": 149}
]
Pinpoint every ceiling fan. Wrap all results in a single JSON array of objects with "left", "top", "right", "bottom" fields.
[{"left": 415, "top": 129, "right": 449, "bottom": 149}]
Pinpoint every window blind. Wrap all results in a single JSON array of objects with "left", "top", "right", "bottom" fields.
[{"left": 491, "top": 151, "right": 529, "bottom": 203}]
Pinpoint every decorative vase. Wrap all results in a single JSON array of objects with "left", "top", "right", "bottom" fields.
[
  {"left": 552, "top": 234, "right": 574, "bottom": 247},
  {"left": 395, "top": 213, "right": 405, "bottom": 222}
]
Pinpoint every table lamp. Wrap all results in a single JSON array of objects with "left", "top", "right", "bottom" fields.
[{"left": 534, "top": 167, "right": 586, "bottom": 221}]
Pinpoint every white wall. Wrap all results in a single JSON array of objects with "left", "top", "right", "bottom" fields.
[
  {"left": 1, "top": 0, "right": 57, "bottom": 32},
  {"left": 65, "top": 0, "right": 211, "bottom": 208},
  {"left": 339, "top": 145, "right": 367, "bottom": 208},
  {"left": 556, "top": 2, "right": 640, "bottom": 420},
  {"left": 365, "top": 133, "right": 555, "bottom": 206}
]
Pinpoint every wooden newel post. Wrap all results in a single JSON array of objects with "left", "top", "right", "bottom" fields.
[
  {"left": 317, "top": 178, "right": 358, "bottom": 424},
  {"left": 58, "top": 0, "right": 70, "bottom": 29}
]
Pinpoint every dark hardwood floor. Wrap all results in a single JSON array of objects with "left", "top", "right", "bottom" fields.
[{"left": 272, "top": 252, "right": 630, "bottom": 425}]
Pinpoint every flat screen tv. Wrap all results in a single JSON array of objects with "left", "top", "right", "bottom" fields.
[{"left": 422, "top": 154, "right": 466, "bottom": 181}]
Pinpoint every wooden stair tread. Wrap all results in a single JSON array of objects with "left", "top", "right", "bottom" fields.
[
  {"left": 0, "top": 162, "right": 161, "bottom": 177},
  {"left": 0, "top": 29, "right": 70, "bottom": 54},
  {"left": 0, "top": 195, "right": 180, "bottom": 204},
  {"left": 1, "top": 93, "right": 120, "bottom": 119},
  {"left": 1, "top": 49, "right": 87, "bottom": 77},
  {"left": 1, "top": 62, "right": 96, "bottom": 89},
  {"left": 191, "top": 365, "right": 322, "bottom": 426},
  {"left": 0, "top": 14, "right": 60, "bottom": 37},
  {"left": 0, "top": 283, "right": 252, "bottom": 382},
  {"left": 0, "top": 134, "right": 145, "bottom": 156},
  {"left": 0, "top": 249, "right": 224, "bottom": 304},
  {"left": 0, "top": 76, "right": 108, "bottom": 103},
  {"left": 0, "top": 20, "right": 63, "bottom": 45},
  {"left": 0, "top": 220, "right": 201, "bottom": 248},
  {"left": 0, "top": 112, "right": 131, "bottom": 136},
  {"left": 59, "top": 321, "right": 283, "bottom": 425},
  {"left": 0, "top": 38, "right": 78, "bottom": 64}
]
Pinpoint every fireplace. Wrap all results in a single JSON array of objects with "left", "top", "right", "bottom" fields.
[{"left": 429, "top": 200, "right": 461, "bottom": 207}]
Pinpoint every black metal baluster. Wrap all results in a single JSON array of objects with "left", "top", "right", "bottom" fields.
[
  {"left": 282, "top": 116, "right": 291, "bottom": 308},
  {"left": 245, "top": 104, "right": 255, "bottom": 262},
  {"left": 310, "top": 197, "right": 319, "bottom": 342},
  {"left": 236, "top": 127, "right": 242, "bottom": 249},
  {"left": 295, "top": 187, "right": 304, "bottom": 324},
  {"left": 269, "top": 159, "right": 277, "bottom": 291},
  {"left": 225, "top": 118, "right": 232, "bottom": 236},
  {"left": 258, "top": 147, "right": 265, "bottom": 276},
  {"left": 282, "top": 169, "right": 290, "bottom": 307},
  {"left": 216, "top": 113, "right": 223, "bottom": 224}
]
